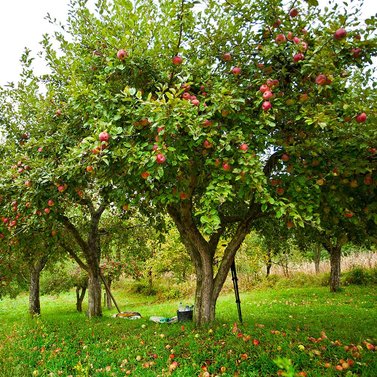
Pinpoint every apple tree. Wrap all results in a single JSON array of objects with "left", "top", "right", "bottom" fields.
[
  {"left": 2, "top": 0, "right": 376, "bottom": 323},
  {"left": 0, "top": 47, "right": 118, "bottom": 317},
  {"left": 104, "top": 0, "right": 375, "bottom": 322}
]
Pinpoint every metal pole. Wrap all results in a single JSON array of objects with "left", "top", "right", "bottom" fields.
[{"left": 230, "top": 261, "right": 243, "bottom": 323}]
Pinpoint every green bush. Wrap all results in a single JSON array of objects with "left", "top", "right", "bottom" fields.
[{"left": 342, "top": 266, "right": 374, "bottom": 286}]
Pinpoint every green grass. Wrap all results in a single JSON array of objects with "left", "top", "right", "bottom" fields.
[{"left": 0, "top": 285, "right": 376, "bottom": 377}]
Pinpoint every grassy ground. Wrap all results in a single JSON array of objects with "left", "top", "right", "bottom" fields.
[{"left": 0, "top": 285, "right": 376, "bottom": 377}]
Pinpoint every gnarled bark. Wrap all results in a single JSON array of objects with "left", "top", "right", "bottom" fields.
[
  {"left": 60, "top": 201, "right": 106, "bottom": 317},
  {"left": 76, "top": 285, "right": 87, "bottom": 312},
  {"left": 323, "top": 234, "right": 347, "bottom": 292},
  {"left": 168, "top": 200, "right": 260, "bottom": 325}
]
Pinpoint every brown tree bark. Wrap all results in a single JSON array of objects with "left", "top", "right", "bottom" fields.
[
  {"left": 88, "top": 269, "right": 102, "bottom": 316},
  {"left": 168, "top": 199, "right": 260, "bottom": 325},
  {"left": 323, "top": 234, "right": 347, "bottom": 292},
  {"left": 29, "top": 256, "right": 48, "bottom": 316},
  {"left": 313, "top": 243, "right": 321, "bottom": 274},
  {"left": 329, "top": 245, "right": 341, "bottom": 292},
  {"left": 60, "top": 201, "right": 106, "bottom": 317},
  {"left": 76, "top": 285, "right": 87, "bottom": 312},
  {"left": 266, "top": 248, "right": 272, "bottom": 277}
]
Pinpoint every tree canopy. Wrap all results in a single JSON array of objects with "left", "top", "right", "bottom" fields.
[{"left": 0, "top": 0, "right": 376, "bottom": 323}]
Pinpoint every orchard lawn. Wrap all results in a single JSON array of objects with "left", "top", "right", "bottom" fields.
[{"left": 0, "top": 286, "right": 376, "bottom": 377}]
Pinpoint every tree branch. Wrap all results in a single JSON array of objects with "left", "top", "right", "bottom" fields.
[
  {"left": 263, "top": 151, "right": 281, "bottom": 178},
  {"left": 59, "top": 241, "right": 88, "bottom": 272},
  {"left": 59, "top": 215, "right": 89, "bottom": 257}
]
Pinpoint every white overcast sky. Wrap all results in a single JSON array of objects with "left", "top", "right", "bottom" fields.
[{"left": 0, "top": 0, "right": 376, "bottom": 86}]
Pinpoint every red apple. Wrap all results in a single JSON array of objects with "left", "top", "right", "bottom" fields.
[
  {"left": 179, "top": 192, "right": 188, "bottom": 200},
  {"left": 44, "top": 208, "right": 51, "bottom": 214},
  {"left": 300, "top": 41, "right": 308, "bottom": 51},
  {"left": 363, "top": 175, "right": 372, "bottom": 185},
  {"left": 9, "top": 220, "right": 17, "bottom": 227},
  {"left": 0, "top": 233, "right": 4, "bottom": 239},
  {"left": 299, "top": 93, "right": 309, "bottom": 102},
  {"left": 47, "top": 199, "right": 55, "bottom": 207},
  {"left": 191, "top": 99, "right": 200, "bottom": 106},
  {"left": 182, "top": 92, "right": 191, "bottom": 100},
  {"left": 172, "top": 55, "right": 183, "bottom": 65},
  {"left": 117, "top": 49, "right": 128, "bottom": 60},
  {"left": 55, "top": 109, "right": 62, "bottom": 117},
  {"left": 355, "top": 112, "right": 367, "bottom": 123},
  {"left": 315, "top": 74, "right": 327, "bottom": 86},
  {"left": 156, "top": 153, "right": 166, "bottom": 164},
  {"left": 25, "top": 180, "right": 32, "bottom": 187},
  {"left": 351, "top": 48, "right": 362, "bottom": 58},
  {"left": 203, "top": 140, "right": 212, "bottom": 149},
  {"left": 268, "top": 79, "right": 279, "bottom": 87},
  {"left": 141, "top": 171, "right": 150, "bottom": 179},
  {"left": 57, "top": 185, "right": 65, "bottom": 192},
  {"left": 275, "top": 34, "right": 286, "bottom": 44},
  {"left": 259, "top": 84, "right": 270, "bottom": 93},
  {"left": 239, "top": 143, "right": 248, "bottom": 151},
  {"left": 262, "top": 101, "right": 272, "bottom": 111},
  {"left": 222, "top": 162, "right": 231, "bottom": 171},
  {"left": 231, "top": 67, "right": 241, "bottom": 75},
  {"left": 344, "top": 211, "right": 354, "bottom": 218},
  {"left": 281, "top": 153, "right": 290, "bottom": 162},
  {"left": 223, "top": 52, "right": 232, "bottom": 61},
  {"left": 293, "top": 53, "right": 305, "bottom": 62},
  {"left": 99, "top": 131, "right": 110, "bottom": 142},
  {"left": 37, "top": 147, "right": 43, "bottom": 152},
  {"left": 334, "top": 28, "right": 347, "bottom": 40},
  {"left": 368, "top": 147, "right": 376, "bottom": 154},
  {"left": 92, "top": 146, "right": 101, "bottom": 154},
  {"left": 293, "top": 36, "right": 300, "bottom": 44},
  {"left": 273, "top": 19, "right": 281, "bottom": 28},
  {"left": 276, "top": 187, "right": 285, "bottom": 195},
  {"left": 262, "top": 90, "right": 273, "bottom": 100},
  {"left": 202, "top": 119, "right": 213, "bottom": 127},
  {"left": 86, "top": 165, "right": 94, "bottom": 173},
  {"left": 289, "top": 8, "right": 299, "bottom": 17},
  {"left": 270, "top": 179, "right": 281, "bottom": 186}
]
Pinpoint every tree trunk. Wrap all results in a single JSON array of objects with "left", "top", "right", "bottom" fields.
[
  {"left": 266, "top": 249, "right": 272, "bottom": 277},
  {"left": 313, "top": 243, "right": 321, "bottom": 274},
  {"left": 323, "top": 235, "right": 346, "bottom": 293},
  {"left": 76, "top": 286, "right": 87, "bottom": 312},
  {"left": 147, "top": 268, "right": 153, "bottom": 295},
  {"left": 88, "top": 269, "right": 102, "bottom": 317},
  {"left": 168, "top": 201, "right": 256, "bottom": 325},
  {"left": 29, "top": 256, "right": 48, "bottom": 316},
  {"left": 329, "top": 245, "right": 342, "bottom": 292},
  {"left": 61, "top": 204, "right": 105, "bottom": 318},
  {"left": 193, "top": 257, "right": 216, "bottom": 325},
  {"left": 29, "top": 268, "right": 42, "bottom": 316}
]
